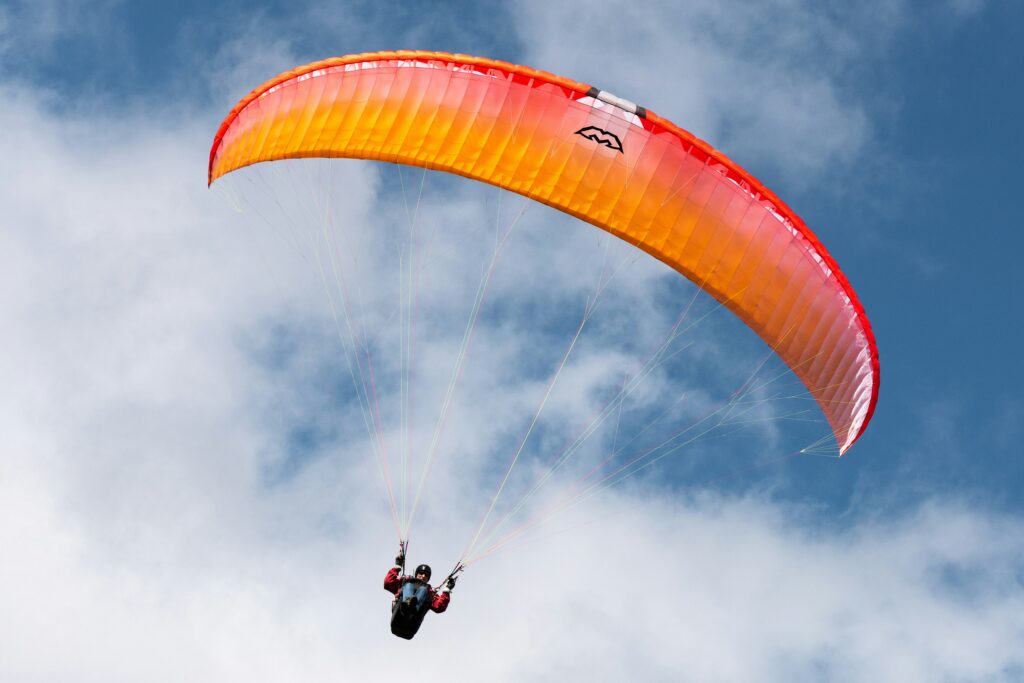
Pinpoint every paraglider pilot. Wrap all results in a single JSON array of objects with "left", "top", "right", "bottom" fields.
[{"left": 385, "top": 550, "right": 454, "bottom": 639}]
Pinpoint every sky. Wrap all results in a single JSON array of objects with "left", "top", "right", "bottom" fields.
[{"left": 1, "top": 0, "right": 1023, "bottom": 681}]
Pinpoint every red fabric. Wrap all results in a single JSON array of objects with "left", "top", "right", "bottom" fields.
[{"left": 384, "top": 567, "right": 450, "bottom": 613}]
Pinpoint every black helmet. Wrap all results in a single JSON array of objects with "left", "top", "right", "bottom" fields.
[{"left": 414, "top": 564, "right": 432, "bottom": 580}]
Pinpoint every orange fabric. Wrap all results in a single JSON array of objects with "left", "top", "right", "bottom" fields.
[{"left": 209, "top": 51, "right": 879, "bottom": 453}]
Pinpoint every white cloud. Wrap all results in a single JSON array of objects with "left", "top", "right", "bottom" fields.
[{"left": 512, "top": 0, "right": 904, "bottom": 188}]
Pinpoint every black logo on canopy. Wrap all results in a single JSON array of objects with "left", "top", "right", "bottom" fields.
[{"left": 574, "top": 126, "right": 623, "bottom": 153}]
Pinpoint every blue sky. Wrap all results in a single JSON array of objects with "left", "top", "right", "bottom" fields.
[{"left": 2, "top": 1, "right": 1023, "bottom": 681}]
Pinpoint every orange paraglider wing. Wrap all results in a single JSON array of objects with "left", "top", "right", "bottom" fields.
[{"left": 209, "top": 50, "right": 879, "bottom": 453}]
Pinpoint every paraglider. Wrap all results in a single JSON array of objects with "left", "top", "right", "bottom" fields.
[
  {"left": 208, "top": 50, "right": 878, "bottom": 455},
  {"left": 209, "top": 50, "right": 879, "bottom": 638},
  {"left": 384, "top": 549, "right": 455, "bottom": 639}
]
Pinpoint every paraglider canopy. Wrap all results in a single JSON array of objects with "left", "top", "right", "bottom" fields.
[{"left": 209, "top": 50, "right": 878, "bottom": 454}]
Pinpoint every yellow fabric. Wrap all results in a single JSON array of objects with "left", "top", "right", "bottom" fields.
[{"left": 210, "top": 52, "right": 878, "bottom": 453}]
